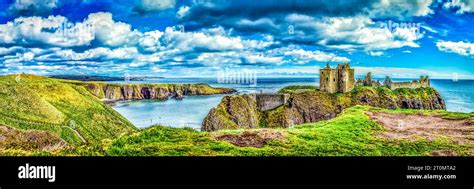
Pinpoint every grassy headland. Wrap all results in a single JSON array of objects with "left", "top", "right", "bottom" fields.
[{"left": 0, "top": 75, "right": 136, "bottom": 147}]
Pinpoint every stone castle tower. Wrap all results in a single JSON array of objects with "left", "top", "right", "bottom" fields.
[{"left": 320, "top": 63, "right": 355, "bottom": 93}]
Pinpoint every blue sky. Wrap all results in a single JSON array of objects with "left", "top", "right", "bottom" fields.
[{"left": 0, "top": 0, "right": 473, "bottom": 79}]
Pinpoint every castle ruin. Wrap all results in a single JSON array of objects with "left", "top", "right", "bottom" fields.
[
  {"left": 383, "top": 75, "right": 430, "bottom": 90},
  {"left": 320, "top": 63, "right": 430, "bottom": 93},
  {"left": 356, "top": 72, "right": 381, "bottom": 87},
  {"left": 319, "top": 63, "right": 355, "bottom": 93}
]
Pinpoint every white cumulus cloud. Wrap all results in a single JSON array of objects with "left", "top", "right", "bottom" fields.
[
  {"left": 177, "top": 6, "right": 190, "bottom": 18},
  {"left": 436, "top": 41, "right": 474, "bottom": 57},
  {"left": 135, "top": 0, "right": 176, "bottom": 12},
  {"left": 290, "top": 15, "right": 423, "bottom": 51},
  {"left": 367, "top": 0, "right": 434, "bottom": 19},
  {"left": 0, "top": 15, "right": 94, "bottom": 47},
  {"left": 369, "top": 51, "right": 384, "bottom": 56},
  {"left": 283, "top": 49, "right": 350, "bottom": 63},
  {"left": 8, "top": 0, "right": 59, "bottom": 13},
  {"left": 443, "top": 0, "right": 474, "bottom": 14},
  {"left": 84, "top": 12, "right": 142, "bottom": 47},
  {"left": 160, "top": 27, "right": 246, "bottom": 52},
  {"left": 0, "top": 12, "right": 143, "bottom": 48}
]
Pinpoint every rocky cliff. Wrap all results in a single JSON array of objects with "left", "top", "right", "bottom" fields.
[
  {"left": 202, "top": 86, "right": 446, "bottom": 131},
  {"left": 83, "top": 83, "right": 236, "bottom": 101},
  {"left": 203, "top": 94, "right": 260, "bottom": 131}
]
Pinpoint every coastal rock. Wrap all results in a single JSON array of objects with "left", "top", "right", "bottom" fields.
[
  {"left": 141, "top": 87, "right": 151, "bottom": 99},
  {"left": 202, "top": 94, "right": 259, "bottom": 131},
  {"left": 151, "top": 87, "right": 169, "bottom": 100},
  {"left": 86, "top": 83, "right": 104, "bottom": 98},
  {"left": 284, "top": 91, "right": 339, "bottom": 125},
  {"left": 89, "top": 83, "right": 235, "bottom": 102},
  {"left": 202, "top": 86, "right": 446, "bottom": 131},
  {"left": 104, "top": 85, "right": 123, "bottom": 100},
  {"left": 122, "top": 85, "right": 134, "bottom": 99},
  {"left": 172, "top": 90, "right": 184, "bottom": 100}
]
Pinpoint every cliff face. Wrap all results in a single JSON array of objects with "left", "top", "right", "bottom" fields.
[
  {"left": 203, "top": 94, "right": 260, "bottom": 131},
  {"left": 202, "top": 86, "right": 446, "bottom": 131},
  {"left": 85, "top": 83, "right": 236, "bottom": 101}
]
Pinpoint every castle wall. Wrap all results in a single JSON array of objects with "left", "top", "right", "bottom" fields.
[
  {"left": 389, "top": 76, "right": 430, "bottom": 90},
  {"left": 338, "top": 69, "right": 355, "bottom": 93},
  {"left": 256, "top": 94, "right": 288, "bottom": 111},
  {"left": 320, "top": 69, "right": 338, "bottom": 93},
  {"left": 348, "top": 70, "right": 355, "bottom": 91}
]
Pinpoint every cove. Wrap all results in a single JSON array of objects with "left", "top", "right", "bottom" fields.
[{"left": 112, "top": 94, "right": 226, "bottom": 130}]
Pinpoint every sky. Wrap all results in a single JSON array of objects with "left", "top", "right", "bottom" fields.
[{"left": 0, "top": 0, "right": 473, "bottom": 79}]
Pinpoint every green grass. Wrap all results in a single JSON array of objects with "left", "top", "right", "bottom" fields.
[
  {"left": 278, "top": 85, "right": 319, "bottom": 94},
  {"left": 0, "top": 74, "right": 136, "bottom": 146},
  {"left": 63, "top": 106, "right": 473, "bottom": 156},
  {"left": 366, "top": 106, "right": 474, "bottom": 119}
]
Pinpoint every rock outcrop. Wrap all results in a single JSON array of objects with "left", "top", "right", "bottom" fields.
[
  {"left": 171, "top": 90, "right": 184, "bottom": 100},
  {"left": 84, "top": 83, "right": 236, "bottom": 102},
  {"left": 203, "top": 94, "right": 260, "bottom": 131},
  {"left": 202, "top": 86, "right": 446, "bottom": 131}
]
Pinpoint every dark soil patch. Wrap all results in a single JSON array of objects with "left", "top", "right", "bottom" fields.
[
  {"left": 211, "top": 129, "right": 286, "bottom": 148},
  {"left": 366, "top": 112, "right": 474, "bottom": 144},
  {"left": 431, "top": 150, "right": 458, "bottom": 156},
  {"left": 0, "top": 125, "right": 68, "bottom": 151}
]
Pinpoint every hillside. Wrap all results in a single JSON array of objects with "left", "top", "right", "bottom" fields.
[
  {"left": 67, "top": 106, "right": 473, "bottom": 156},
  {"left": 0, "top": 74, "right": 137, "bottom": 151}
]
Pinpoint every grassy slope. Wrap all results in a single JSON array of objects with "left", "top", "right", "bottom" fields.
[
  {"left": 67, "top": 106, "right": 473, "bottom": 156},
  {"left": 0, "top": 74, "right": 136, "bottom": 150},
  {"left": 277, "top": 85, "right": 319, "bottom": 94}
]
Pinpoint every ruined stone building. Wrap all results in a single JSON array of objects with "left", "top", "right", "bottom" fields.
[
  {"left": 320, "top": 63, "right": 430, "bottom": 93},
  {"left": 356, "top": 72, "right": 381, "bottom": 87},
  {"left": 320, "top": 63, "right": 355, "bottom": 93},
  {"left": 383, "top": 76, "right": 430, "bottom": 90},
  {"left": 356, "top": 72, "right": 430, "bottom": 89}
]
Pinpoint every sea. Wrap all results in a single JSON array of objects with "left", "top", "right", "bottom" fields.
[{"left": 110, "top": 78, "right": 474, "bottom": 129}]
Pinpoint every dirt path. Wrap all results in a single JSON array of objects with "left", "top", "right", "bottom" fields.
[
  {"left": 366, "top": 112, "right": 474, "bottom": 145},
  {"left": 62, "top": 126, "right": 86, "bottom": 143}
]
